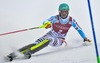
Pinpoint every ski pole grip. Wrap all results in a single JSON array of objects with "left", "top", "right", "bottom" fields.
[{"left": 39, "top": 21, "right": 51, "bottom": 28}]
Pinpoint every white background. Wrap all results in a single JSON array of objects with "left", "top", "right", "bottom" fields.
[{"left": 0, "top": 0, "right": 100, "bottom": 63}]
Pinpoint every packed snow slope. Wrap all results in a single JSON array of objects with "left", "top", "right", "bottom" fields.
[{"left": 0, "top": 0, "right": 100, "bottom": 63}]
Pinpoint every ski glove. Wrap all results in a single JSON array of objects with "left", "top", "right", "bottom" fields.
[
  {"left": 83, "top": 38, "right": 92, "bottom": 46},
  {"left": 84, "top": 38, "right": 91, "bottom": 42},
  {"left": 43, "top": 21, "right": 51, "bottom": 29}
]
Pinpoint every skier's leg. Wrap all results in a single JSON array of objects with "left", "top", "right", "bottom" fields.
[
  {"left": 19, "top": 38, "right": 50, "bottom": 58},
  {"left": 18, "top": 44, "right": 36, "bottom": 52},
  {"left": 49, "top": 38, "right": 62, "bottom": 47},
  {"left": 18, "top": 36, "right": 47, "bottom": 52},
  {"left": 6, "top": 37, "right": 50, "bottom": 61},
  {"left": 16, "top": 35, "right": 51, "bottom": 58},
  {"left": 19, "top": 39, "right": 50, "bottom": 54}
]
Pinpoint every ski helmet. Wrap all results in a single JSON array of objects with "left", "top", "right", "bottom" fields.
[{"left": 58, "top": 3, "right": 70, "bottom": 11}]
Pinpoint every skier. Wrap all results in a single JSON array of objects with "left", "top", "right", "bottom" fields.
[{"left": 6, "top": 3, "right": 91, "bottom": 61}]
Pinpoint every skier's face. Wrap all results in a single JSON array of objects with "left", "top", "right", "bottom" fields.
[{"left": 59, "top": 10, "right": 69, "bottom": 19}]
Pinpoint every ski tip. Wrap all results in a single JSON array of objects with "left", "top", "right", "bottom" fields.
[{"left": 3, "top": 55, "right": 13, "bottom": 62}]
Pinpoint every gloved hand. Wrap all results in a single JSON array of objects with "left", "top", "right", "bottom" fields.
[
  {"left": 84, "top": 38, "right": 91, "bottom": 42},
  {"left": 83, "top": 38, "right": 92, "bottom": 46},
  {"left": 41, "top": 21, "right": 51, "bottom": 29}
]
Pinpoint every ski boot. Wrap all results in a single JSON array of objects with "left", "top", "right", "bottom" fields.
[{"left": 24, "top": 51, "right": 32, "bottom": 59}]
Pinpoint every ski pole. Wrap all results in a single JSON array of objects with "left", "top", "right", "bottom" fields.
[
  {"left": 0, "top": 25, "right": 45, "bottom": 36},
  {"left": 87, "top": 0, "right": 100, "bottom": 63}
]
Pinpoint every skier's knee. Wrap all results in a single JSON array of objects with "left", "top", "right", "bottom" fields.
[{"left": 34, "top": 37, "right": 51, "bottom": 44}]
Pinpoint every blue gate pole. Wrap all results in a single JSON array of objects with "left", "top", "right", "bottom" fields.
[{"left": 87, "top": 0, "right": 100, "bottom": 63}]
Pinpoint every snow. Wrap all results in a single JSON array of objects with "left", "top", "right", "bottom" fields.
[{"left": 0, "top": 0, "right": 100, "bottom": 63}]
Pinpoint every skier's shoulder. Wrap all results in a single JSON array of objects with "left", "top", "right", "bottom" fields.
[
  {"left": 68, "top": 16, "right": 74, "bottom": 21},
  {"left": 48, "top": 15, "right": 59, "bottom": 23},
  {"left": 48, "top": 15, "right": 58, "bottom": 20},
  {"left": 68, "top": 16, "right": 76, "bottom": 22},
  {"left": 67, "top": 16, "right": 78, "bottom": 26},
  {"left": 70, "top": 16, "right": 80, "bottom": 27}
]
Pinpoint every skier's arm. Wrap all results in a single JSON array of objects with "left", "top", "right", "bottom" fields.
[
  {"left": 72, "top": 19, "right": 91, "bottom": 42},
  {"left": 42, "top": 16, "right": 57, "bottom": 28},
  {"left": 72, "top": 19, "right": 86, "bottom": 39},
  {"left": 42, "top": 21, "right": 51, "bottom": 28}
]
